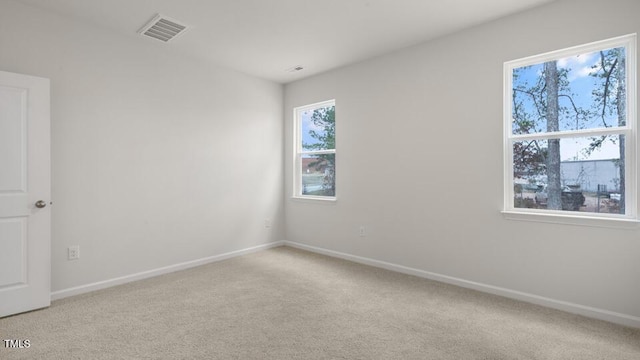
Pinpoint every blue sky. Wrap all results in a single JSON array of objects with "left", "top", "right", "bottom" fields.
[
  {"left": 512, "top": 47, "right": 624, "bottom": 161},
  {"left": 300, "top": 109, "right": 330, "bottom": 149},
  {"left": 301, "top": 110, "right": 320, "bottom": 148}
]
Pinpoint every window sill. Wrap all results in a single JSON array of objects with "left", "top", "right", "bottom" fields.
[
  {"left": 291, "top": 195, "right": 337, "bottom": 203},
  {"left": 501, "top": 210, "right": 640, "bottom": 229}
]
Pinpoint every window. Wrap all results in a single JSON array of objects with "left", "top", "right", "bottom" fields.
[
  {"left": 294, "top": 100, "right": 336, "bottom": 200},
  {"left": 504, "top": 34, "right": 637, "bottom": 221}
]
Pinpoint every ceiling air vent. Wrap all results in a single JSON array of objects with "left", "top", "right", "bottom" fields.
[{"left": 138, "top": 14, "right": 189, "bottom": 43}]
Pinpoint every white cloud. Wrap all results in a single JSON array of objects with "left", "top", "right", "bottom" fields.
[
  {"left": 577, "top": 65, "right": 594, "bottom": 77},
  {"left": 558, "top": 52, "right": 596, "bottom": 67},
  {"left": 558, "top": 52, "right": 598, "bottom": 81}
]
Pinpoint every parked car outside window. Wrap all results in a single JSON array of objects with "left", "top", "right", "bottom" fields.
[{"left": 534, "top": 185, "right": 585, "bottom": 211}]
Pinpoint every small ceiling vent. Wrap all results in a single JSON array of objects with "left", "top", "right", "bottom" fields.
[{"left": 138, "top": 14, "right": 189, "bottom": 43}]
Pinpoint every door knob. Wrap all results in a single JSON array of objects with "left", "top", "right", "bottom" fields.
[{"left": 35, "top": 200, "right": 47, "bottom": 208}]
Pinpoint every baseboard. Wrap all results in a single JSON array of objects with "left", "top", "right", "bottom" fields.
[
  {"left": 283, "top": 241, "right": 640, "bottom": 329},
  {"left": 50, "top": 241, "right": 286, "bottom": 301}
]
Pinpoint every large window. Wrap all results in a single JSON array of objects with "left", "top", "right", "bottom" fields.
[
  {"left": 504, "top": 34, "right": 636, "bottom": 221},
  {"left": 294, "top": 100, "right": 336, "bottom": 200}
]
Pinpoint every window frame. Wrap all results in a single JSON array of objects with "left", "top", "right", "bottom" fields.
[
  {"left": 502, "top": 34, "right": 638, "bottom": 225},
  {"left": 293, "top": 99, "right": 336, "bottom": 201}
]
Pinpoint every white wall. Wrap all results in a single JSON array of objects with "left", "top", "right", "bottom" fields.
[
  {"left": 284, "top": 0, "right": 640, "bottom": 324},
  {"left": 0, "top": 0, "right": 284, "bottom": 292}
]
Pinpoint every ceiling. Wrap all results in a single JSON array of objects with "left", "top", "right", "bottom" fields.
[{"left": 16, "top": 0, "right": 556, "bottom": 83}]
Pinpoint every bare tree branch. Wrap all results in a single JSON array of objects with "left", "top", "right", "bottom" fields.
[
  {"left": 598, "top": 51, "right": 618, "bottom": 127},
  {"left": 514, "top": 88, "right": 544, "bottom": 122}
]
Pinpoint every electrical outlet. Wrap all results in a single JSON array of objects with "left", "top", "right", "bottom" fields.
[
  {"left": 359, "top": 226, "right": 366, "bottom": 237},
  {"left": 264, "top": 219, "right": 272, "bottom": 229},
  {"left": 68, "top": 245, "right": 80, "bottom": 260}
]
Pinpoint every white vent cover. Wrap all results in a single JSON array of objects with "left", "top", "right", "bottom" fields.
[{"left": 138, "top": 14, "right": 189, "bottom": 43}]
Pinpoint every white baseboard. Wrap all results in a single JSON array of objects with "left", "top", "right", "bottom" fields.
[
  {"left": 50, "top": 241, "right": 285, "bottom": 301},
  {"left": 283, "top": 241, "right": 640, "bottom": 329}
]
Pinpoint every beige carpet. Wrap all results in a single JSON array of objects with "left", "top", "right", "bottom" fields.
[{"left": 1, "top": 246, "right": 639, "bottom": 359}]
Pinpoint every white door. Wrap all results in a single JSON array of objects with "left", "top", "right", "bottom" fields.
[{"left": 0, "top": 70, "right": 50, "bottom": 317}]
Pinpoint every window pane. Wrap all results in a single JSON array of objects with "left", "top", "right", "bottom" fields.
[
  {"left": 513, "top": 135, "right": 625, "bottom": 214},
  {"left": 301, "top": 154, "right": 335, "bottom": 197},
  {"left": 300, "top": 105, "right": 335, "bottom": 151},
  {"left": 512, "top": 47, "right": 626, "bottom": 135}
]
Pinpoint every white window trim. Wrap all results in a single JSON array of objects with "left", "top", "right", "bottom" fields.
[
  {"left": 293, "top": 99, "right": 336, "bottom": 201},
  {"left": 502, "top": 34, "right": 638, "bottom": 226}
]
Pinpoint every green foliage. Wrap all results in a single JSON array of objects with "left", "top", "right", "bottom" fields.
[
  {"left": 303, "top": 106, "right": 335, "bottom": 151},
  {"left": 303, "top": 106, "right": 335, "bottom": 171},
  {"left": 302, "top": 106, "right": 336, "bottom": 196}
]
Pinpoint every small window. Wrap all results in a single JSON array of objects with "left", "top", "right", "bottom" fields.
[
  {"left": 504, "top": 34, "right": 636, "bottom": 220},
  {"left": 293, "top": 100, "right": 336, "bottom": 200}
]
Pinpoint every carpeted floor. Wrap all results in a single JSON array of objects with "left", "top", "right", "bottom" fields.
[{"left": 1, "top": 246, "right": 639, "bottom": 359}]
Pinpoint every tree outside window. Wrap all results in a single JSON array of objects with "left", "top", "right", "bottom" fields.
[
  {"left": 294, "top": 100, "right": 336, "bottom": 199},
  {"left": 505, "top": 35, "right": 636, "bottom": 218}
]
